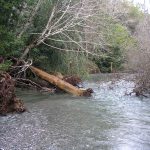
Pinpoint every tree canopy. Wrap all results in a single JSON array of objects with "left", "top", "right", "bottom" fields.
[{"left": 0, "top": 0, "right": 147, "bottom": 75}]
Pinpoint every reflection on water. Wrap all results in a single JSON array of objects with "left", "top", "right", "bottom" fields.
[{"left": 0, "top": 74, "right": 150, "bottom": 150}]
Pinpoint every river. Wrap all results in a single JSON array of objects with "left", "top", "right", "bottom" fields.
[{"left": 0, "top": 74, "right": 150, "bottom": 150}]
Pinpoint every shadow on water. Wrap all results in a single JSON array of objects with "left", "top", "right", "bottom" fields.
[{"left": 0, "top": 74, "right": 150, "bottom": 150}]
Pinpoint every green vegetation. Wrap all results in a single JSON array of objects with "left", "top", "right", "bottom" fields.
[
  {"left": 0, "top": 60, "right": 12, "bottom": 71},
  {"left": 0, "top": 0, "right": 24, "bottom": 56},
  {"left": 126, "top": 2, "right": 143, "bottom": 19},
  {"left": 0, "top": 0, "right": 143, "bottom": 75},
  {"left": 94, "top": 46, "right": 124, "bottom": 73},
  {"left": 93, "top": 22, "right": 136, "bottom": 72},
  {"left": 31, "top": 49, "right": 89, "bottom": 77}
]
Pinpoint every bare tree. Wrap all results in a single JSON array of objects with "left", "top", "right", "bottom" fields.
[
  {"left": 20, "top": 0, "right": 107, "bottom": 59},
  {"left": 129, "top": 9, "right": 150, "bottom": 96},
  {"left": 134, "top": 14, "right": 150, "bottom": 68}
]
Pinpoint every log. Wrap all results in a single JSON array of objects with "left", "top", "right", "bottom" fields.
[{"left": 30, "top": 66, "right": 93, "bottom": 96}]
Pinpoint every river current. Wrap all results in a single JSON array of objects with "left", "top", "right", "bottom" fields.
[{"left": 0, "top": 74, "right": 150, "bottom": 150}]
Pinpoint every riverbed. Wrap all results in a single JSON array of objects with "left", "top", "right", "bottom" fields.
[{"left": 0, "top": 74, "right": 150, "bottom": 150}]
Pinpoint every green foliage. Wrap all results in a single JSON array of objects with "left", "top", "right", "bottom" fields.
[
  {"left": 0, "top": 27, "right": 24, "bottom": 57},
  {"left": 29, "top": 0, "right": 137, "bottom": 75},
  {"left": 123, "top": 1, "right": 144, "bottom": 19},
  {"left": 0, "top": 60, "right": 12, "bottom": 71},
  {"left": 0, "top": 0, "right": 24, "bottom": 57},
  {"left": 95, "top": 46, "right": 124, "bottom": 73},
  {"left": 129, "top": 5, "right": 143, "bottom": 19},
  {"left": 108, "top": 23, "right": 133, "bottom": 48},
  {"left": 31, "top": 45, "right": 89, "bottom": 77},
  {"left": 0, "top": 0, "right": 22, "bottom": 27},
  {"left": 0, "top": 0, "right": 140, "bottom": 76},
  {"left": 94, "top": 22, "right": 136, "bottom": 73}
]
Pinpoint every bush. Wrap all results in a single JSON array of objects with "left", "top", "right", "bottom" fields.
[
  {"left": 31, "top": 46, "right": 89, "bottom": 77},
  {"left": 96, "top": 22, "right": 136, "bottom": 73},
  {"left": 0, "top": 0, "right": 23, "bottom": 57},
  {"left": 94, "top": 46, "right": 124, "bottom": 73},
  {"left": 0, "top": 60, "right": 12, "bottom": 71}
]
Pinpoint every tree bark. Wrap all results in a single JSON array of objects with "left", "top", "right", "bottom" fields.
[
  {"left": 30, "top": 66, "right": 92, "bottom": 96},
  {"left": 20, "top": 36, "right": 45, "bottom": 59},
  {"left": 20, "top": 42, "right": 37, "bottom": 59}
]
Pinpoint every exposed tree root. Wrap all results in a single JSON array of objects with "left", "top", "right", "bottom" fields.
[
  {"left": 0, "top": 73, "right": 26, "bottom": 115},
  {"left": 63, "top": 75, "right": 82, "bottom": 87},
  {"left": 127, "top": 72, "right": 150, "bottom": 98}
]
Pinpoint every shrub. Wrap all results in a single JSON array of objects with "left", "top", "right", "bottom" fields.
[{"left": 0, "top": 60, "right": 12, "bottom": 71}]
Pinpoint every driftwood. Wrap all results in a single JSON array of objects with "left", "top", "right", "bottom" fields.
[
  {"left": 127, "top": 71, "right": 150, "bottom": 98},
  {"left": 30, "top": 66, "right": 93, "bottom": 96},
  {"left": 0, "top": 73, "right": 26, "bottom": 115}
]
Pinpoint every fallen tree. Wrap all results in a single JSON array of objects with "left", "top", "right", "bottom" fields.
[
  {"left": 7, "top": 57, "right": 93, "bottom": 96},
  {"left": 30, "top": 66, "right": 93, "bottom": 96},
  {"left": 0, "top": 57, "right": 93, "bottom": 115}
]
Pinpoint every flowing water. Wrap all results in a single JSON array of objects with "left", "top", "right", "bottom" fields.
[{"left": 0, "top": 74, "right": 150, "bottom": 150}]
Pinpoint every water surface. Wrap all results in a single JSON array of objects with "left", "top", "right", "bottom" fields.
[{"left": 0, "top": 74, "right": 150, "bottom": 150}]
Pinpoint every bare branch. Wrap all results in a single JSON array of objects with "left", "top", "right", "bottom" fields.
[{"left": 20, "top": 0, "right": 112, "bottom": 58}]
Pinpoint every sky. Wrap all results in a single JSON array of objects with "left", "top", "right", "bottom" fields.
[{"left": 131, "top": 0, "right": 150, "bottom": 12}]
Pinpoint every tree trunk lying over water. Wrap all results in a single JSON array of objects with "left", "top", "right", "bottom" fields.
[{"left": 30, "top": 66, "right": 93, "bottom": 96}]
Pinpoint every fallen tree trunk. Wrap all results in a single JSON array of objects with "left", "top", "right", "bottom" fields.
[{"left": 30, "top": 66, "right": 93, "bottom": 96}]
